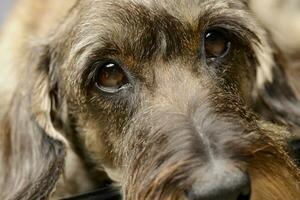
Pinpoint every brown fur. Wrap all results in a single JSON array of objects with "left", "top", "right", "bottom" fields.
[{"left": 0, "top": 0, "right": 300, "bottom": 199}]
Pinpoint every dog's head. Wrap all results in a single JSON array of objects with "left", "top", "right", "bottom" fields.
[{"left": 6, "top": 0, "right": 300, "bottom": 199}]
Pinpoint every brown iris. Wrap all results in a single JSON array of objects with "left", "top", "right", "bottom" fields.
[
  {"left": 205, "top": 29, "right": 231, "bottom": 59},
  {"left": 95, "top": 62, "right": 129, "bottom": 93}
]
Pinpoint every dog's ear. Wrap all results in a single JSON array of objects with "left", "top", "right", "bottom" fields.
[
  {"left": 0, "top": 44, "right": 67, "bottom": 200},
  {"left": 252, "top": 39, "right": 300, "bottom": 127},
  {"left": 246, "top": 0, "right": 300, "bottom": 128},
  {"left": 252, "top": 44, "right": 300, "bottom": 164}
]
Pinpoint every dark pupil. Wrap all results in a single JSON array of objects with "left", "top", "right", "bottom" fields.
[
  {"left": 98, "top": 63, "right": 126, "bottom": 89},
  {"left": 205, "top": 30, "right": 229, "bottom": 58}
]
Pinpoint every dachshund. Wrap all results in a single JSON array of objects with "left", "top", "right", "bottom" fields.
[{"left": 0, "top": 0, "right": 299, "bottom": 199}]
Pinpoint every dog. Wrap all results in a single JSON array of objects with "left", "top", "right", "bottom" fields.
[{"left": 0, "top": 0, "right": 300, "bottom": 199}]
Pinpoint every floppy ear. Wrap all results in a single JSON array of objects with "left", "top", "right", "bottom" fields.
[
  {"left": 251, "top": 27, "right": 300, "bottom": 167},
  {"left": 0, "top": 44, "right": 68, "bottom": 200},
  {"left": 247, "top": 0, "right": 300, "bottom": 129},
  {"left": 252, "top": 44, "right": 300, "bottom": 128},
  {"left": 249, "top": 0, "right": 300, "bottom": 167}
]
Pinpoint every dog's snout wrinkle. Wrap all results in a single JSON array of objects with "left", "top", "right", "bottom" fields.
[{"left": 197, "top": 129, "right": 215, "bottom": 161}]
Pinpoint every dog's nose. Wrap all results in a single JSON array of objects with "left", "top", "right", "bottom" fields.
[{"left": 187, "top": 170, "right": 251, "bottom": 200}]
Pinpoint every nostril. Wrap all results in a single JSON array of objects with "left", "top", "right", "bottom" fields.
[
  {"left": 237, "top": 193, "right": 251, "bottom": 200},
  {"left": 237, "top": 185, "right": 251, "bottom": 200},
  {"left": 188, "top": 187, "right": 251, "bottom": 200}
]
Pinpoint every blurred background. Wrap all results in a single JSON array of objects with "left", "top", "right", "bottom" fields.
[{"left": 0, "top": 0, "right": 13, "bottom": 25}]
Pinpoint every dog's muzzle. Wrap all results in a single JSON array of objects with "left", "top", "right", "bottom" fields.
[{"left": 187, "top": 170, "right": 251, "bottom": 200}]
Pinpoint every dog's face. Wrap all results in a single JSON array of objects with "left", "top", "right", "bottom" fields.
[{"left": 18, "top": 0, "right": 300, "bottom": 199}]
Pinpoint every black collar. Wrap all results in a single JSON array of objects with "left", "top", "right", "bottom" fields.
[{"left": 61, "top": 187, "right": 121, "bottom": 200}]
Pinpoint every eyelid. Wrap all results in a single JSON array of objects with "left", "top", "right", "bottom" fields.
[
  {"left": 95, "top": 82, "right": 132, "bottom": 94},
  {"left": 206, "top": 22, "right": 257, "bottom": 45}
]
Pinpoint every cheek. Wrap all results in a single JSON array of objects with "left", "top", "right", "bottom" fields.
[
  {"left": 233, "top": 62, "right": 256, "bottom": 105},
  {"left": 76, "top": 115, "right": 120, "bottom": 167},
  {"left": 79, "top": 126, "right": 123, "bottom": 182},
  {"left": 219, "top": 52, "right": 256, "bottom": 103},
  {"left": 239, "top": 78, "right": 254, "bottom": 104},
  {"left": 236, "top": 52, "right": 257, "bottom": 102}
]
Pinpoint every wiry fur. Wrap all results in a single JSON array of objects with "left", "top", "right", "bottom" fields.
[{"left": 0, "top": 0, "right": 300, "bottom": 200}]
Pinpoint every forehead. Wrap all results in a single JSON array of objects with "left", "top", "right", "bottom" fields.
[
  {"left": 78, "top": 0, "right": 252, "bottom": 27},
  {"left": 67, "top": 0, "right": 259, "bottom": 65}
]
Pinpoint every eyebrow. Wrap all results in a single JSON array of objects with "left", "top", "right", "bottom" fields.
[
  {"left": 195, "top": 3, "right": 260, "bottom": 44},
  {"left": 112, "top": 2, "right": 259, "bottom": 43}
]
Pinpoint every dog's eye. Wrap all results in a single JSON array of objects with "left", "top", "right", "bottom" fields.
[
  {"left": 205, "top": 29, "right": 231, "bottom": 59},
  {"left": 95, "top": 61, "right": 129, "bottom": 93}
]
